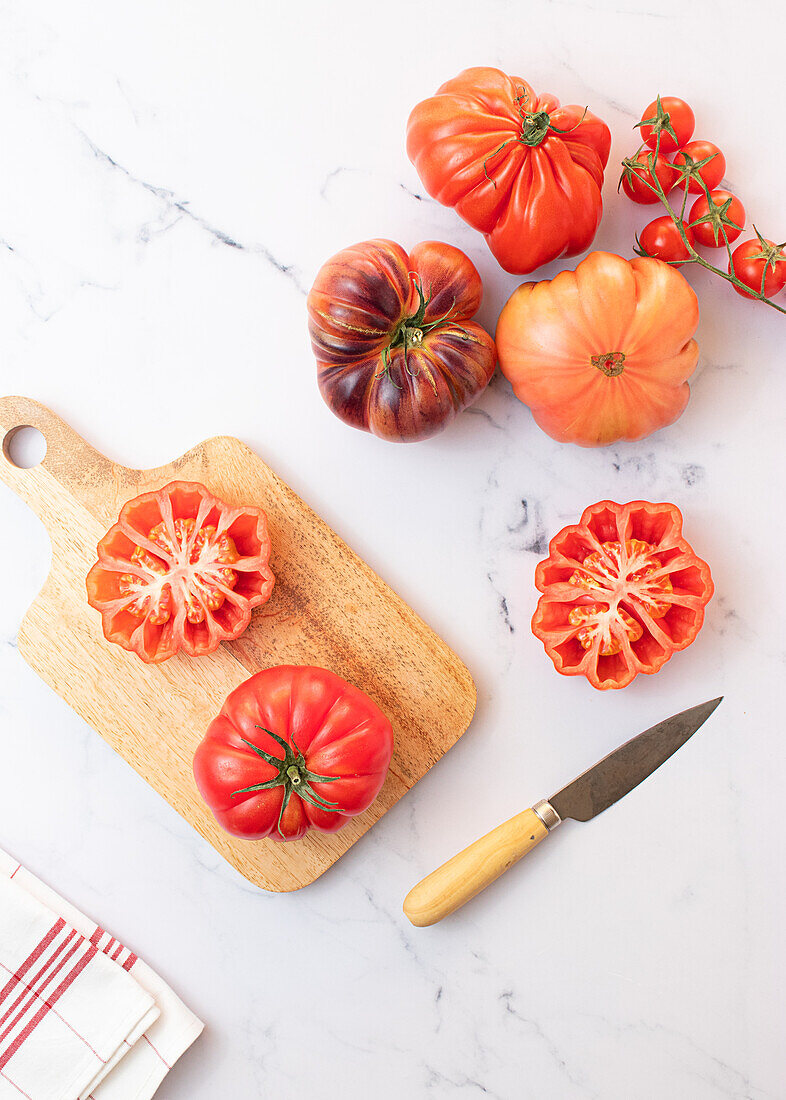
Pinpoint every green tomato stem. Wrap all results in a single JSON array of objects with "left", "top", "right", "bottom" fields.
[{"left": 232, "top": 727, "right": 342, "bottom": 839}]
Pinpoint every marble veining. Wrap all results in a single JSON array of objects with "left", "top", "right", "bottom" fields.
[{"left": 1, "top": 1, "right": 784, "bottom": 1097}]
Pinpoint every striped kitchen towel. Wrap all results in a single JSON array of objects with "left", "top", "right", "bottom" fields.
[{"left": 0, "top": 850, "right": 203, "bottom": 1100}]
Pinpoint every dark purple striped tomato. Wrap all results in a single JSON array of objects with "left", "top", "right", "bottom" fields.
[{"left": 307, "top": 239, "right": 497, "bottom": 442}]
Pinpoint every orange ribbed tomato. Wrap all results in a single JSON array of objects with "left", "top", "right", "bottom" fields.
[{"left": 495, "top": 252, "right": 700, "bottom": 447}]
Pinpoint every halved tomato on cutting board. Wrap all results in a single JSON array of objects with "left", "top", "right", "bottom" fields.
[
  {"left": 532, "top": 501, "right": 714, "bottom": 690},
  {"left": 86, "top": 481, "right": 274, "bottom": 663}
]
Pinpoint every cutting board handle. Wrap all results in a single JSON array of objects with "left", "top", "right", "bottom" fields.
[{"left": 0, "top": 396, "right": 110, "bottom": 526}]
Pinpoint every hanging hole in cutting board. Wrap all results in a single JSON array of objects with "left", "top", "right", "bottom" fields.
[{"left": 2, "top": 425, "right": 47, "bottom": 469}]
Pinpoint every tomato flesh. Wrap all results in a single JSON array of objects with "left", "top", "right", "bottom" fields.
[
  {"left": 532, "top": 501, "right": 714, "bottom": 690},
  {"left": 87, "top": 481, "right": 275, "bottom": 663},
  {"left": 568, "top": 604, "right": 643, "bottom": 657},
  {"left": 119, "top": 520, "right": 240, "bottom": 626},
  {"left": 567, "top": 539, "right": 673, "bottom": 656}
]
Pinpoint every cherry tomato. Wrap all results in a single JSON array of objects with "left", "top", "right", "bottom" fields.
[
  {"left": 621, "top": 150, "right": 677, "bottom": 204},
  {"left": 638, "top": 96, "right": 695, "bottom": 153},
  {"left": 639, "top": 216, "right": 695, "bottom": 265},
  {"left": 728, "top": 237, "right": 786, "bottom": 299},
  {"left": 672, "top": 140, "right": 726, "bottom": 194},
  {"left": 688, "top": 190, "right": 746, "bottom": 248}
]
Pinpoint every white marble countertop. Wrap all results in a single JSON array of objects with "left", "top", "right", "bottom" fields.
[{"left": 1, "top": 1, "right": 784, "bottom": 1096}]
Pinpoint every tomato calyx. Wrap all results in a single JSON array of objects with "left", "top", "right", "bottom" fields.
[
  {"left": 688, "top": 192, "right": 743, "bottom": 247},
  {"left": 635, "top": 95, "right": 680, "bottom": 150},
  {"left": 670, "top": 149, "right": 721, "bottom": 194},
  {"left": 518, "top": 108, "right": 551, "bottom": 147},
  {"left": 379, "top": 280, "right": 472, "bottom": 393},
  {"left": 232, "top": 726, "right": 342, "bottom": 839},
  {"left": 591, "top": 351, "right": 626, "bottom": 377},
  {"left": 746, "top": 227, "right": 786, "bottom": 280},
  {"left": 482, "top": 85, "right": 589, "bottom": 186}
]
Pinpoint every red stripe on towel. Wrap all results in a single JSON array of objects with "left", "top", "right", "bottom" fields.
[
  {"left": 0, "top": 943, "right": 98, "bottom": 1069},
  {"left": 0, "top": 919, "right": 66, "bottom": 1008},
  {"left": 0, "top": 931, "right": 81, "bottom": 1048}
]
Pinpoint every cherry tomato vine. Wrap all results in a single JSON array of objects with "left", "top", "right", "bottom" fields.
[{"left": 620, "top": 95, "right": 786, "bottom": 315}]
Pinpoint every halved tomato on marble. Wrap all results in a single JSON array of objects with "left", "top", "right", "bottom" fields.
[
  {"left": 86, "top": 481, "right": 274, "bottom": 663},
  {"left": 532, "top": 501, "right": 713, "bottom": 690}
]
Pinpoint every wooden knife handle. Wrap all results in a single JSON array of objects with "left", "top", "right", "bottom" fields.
[{"left": 403, "top": 805, "right": 556, "bottom": 927}]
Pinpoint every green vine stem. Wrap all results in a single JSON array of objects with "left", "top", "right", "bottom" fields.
[{"left": 620, "top": 123, "right": 786, "bottom": 316}]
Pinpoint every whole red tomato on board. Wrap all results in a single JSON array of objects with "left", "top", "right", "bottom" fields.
[
  {"left": 86, "top": 481, "right": 274, "bottom": 663},
  {"left": 193, "top": 666, "right": 394, "bottom": 841},
  {"left": 308, "top": 239, "right": 496, "bottom": 442},
  {"left": 406, "top": 67, "right": 611, "bottom": 274},
  {"left": 532, "top": 501, "right": 714, "bottom": 690}
]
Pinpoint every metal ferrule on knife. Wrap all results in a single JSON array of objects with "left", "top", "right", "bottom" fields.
[{"left": 532, "top": 799, "right": 562, "bottom": 831}]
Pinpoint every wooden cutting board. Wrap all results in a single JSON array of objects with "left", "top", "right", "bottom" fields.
[{"left": 0, "top": 396, "right": 476, "bottom": 891}]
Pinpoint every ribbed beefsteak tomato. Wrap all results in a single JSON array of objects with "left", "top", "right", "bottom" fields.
[
  {"left": 406, "top": 67, "right": 611, "bottom": 274},
  {"left": 193, "top": 666, "right": 394, "bottom": 841},
  {"left": 495, "top": 252, "right": 700, "bottom": 446},
  {"left": 86, "top": 481, "right": 274, "bottom": 663},
  {"left": 532, "top": 501, "right": 714, "bottom": 690},
  {"left": 308, "top": 239, "right": 496, "bottom": 442}
]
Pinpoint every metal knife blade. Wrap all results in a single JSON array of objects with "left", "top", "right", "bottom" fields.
[{"left": 550, "top": 697, "right": 723, "bottom": 823}]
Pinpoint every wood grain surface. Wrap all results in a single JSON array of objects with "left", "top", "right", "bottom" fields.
[{"left": 0, "top": 396, "right": 476, "bottom": 891}]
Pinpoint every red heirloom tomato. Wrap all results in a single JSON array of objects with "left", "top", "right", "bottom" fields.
[
  {"left": 638, "top": 216, "right": 695, "bottom": 264},
  {"left": 621, "top": 150, "right": 677, "bottom": 204},
  {"left": 532, "top": 501, "right": 714, "bottom": 690},
  {"left": 729, "top": 236, "right": 786, "bottom": 298},
  {"left": 688, "top": 190, "right": 745, "bottom": 247},
  {"left": 672, "top": 140, "right": 726, "bottom": 194},
  {"left": 638, "top": 96, "right": 695, "bottom": 153},
  {"left": 406, "top": 67, "right": 611, "bottom": 274},
  {"left": 308, "top": 239, "right": 496, "bottom": 442},
  {"left": 86, "top": 481, "right": 274, "bottom": 663},
  {"left": 193, "top": 666, "right": 394, "bottom": 841},
  {"left": 495, "top": 252, "right": 699, "bottom": 447}
]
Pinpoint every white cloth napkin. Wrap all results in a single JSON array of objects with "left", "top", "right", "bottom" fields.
[{"left": 0, "top": 851, "right": 203, "bottom": 1100}]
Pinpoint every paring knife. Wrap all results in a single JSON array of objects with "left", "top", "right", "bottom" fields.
[{"left": 403, "top": 697, "right": 722, "bottom": 927}]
